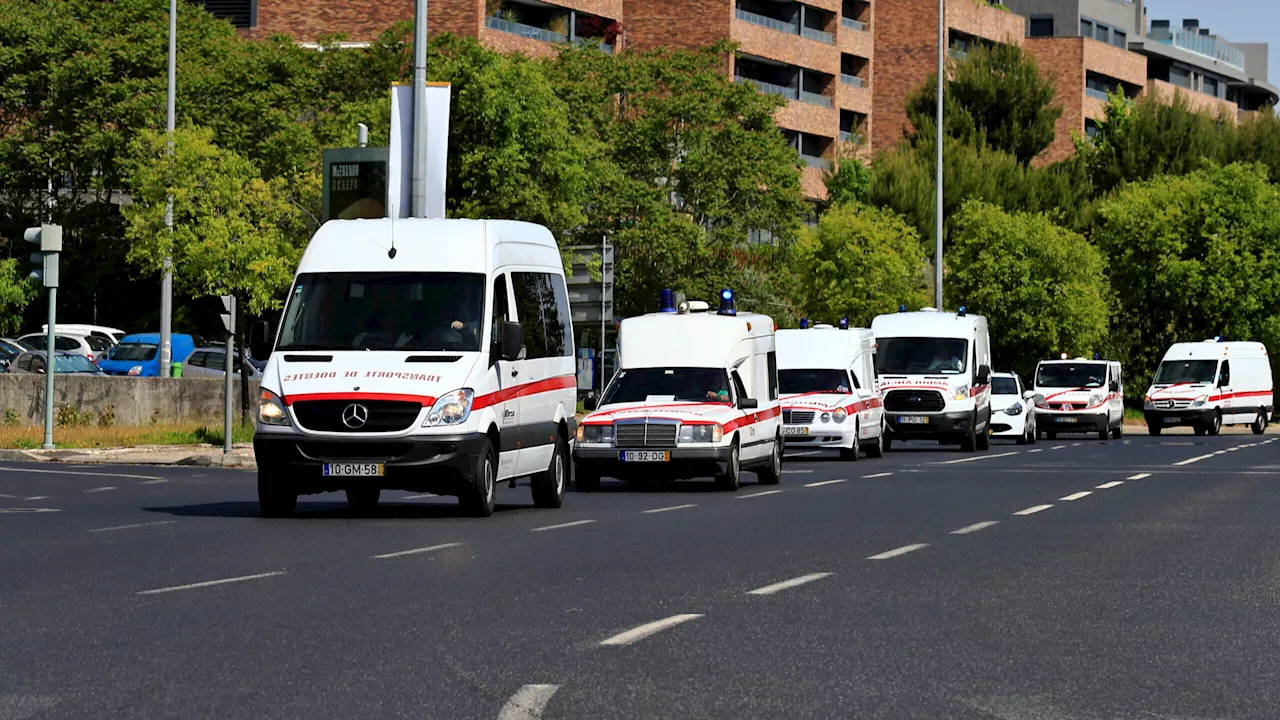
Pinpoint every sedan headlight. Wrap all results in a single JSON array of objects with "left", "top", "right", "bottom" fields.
[
  {"left": 953, "top": 385, "right": 970, "bottom": 401},
  {"left": 678, "top": 424, "right": 722, "bottom": 443},
  {"left": 424, "top": 388, "right": 474, "bottom": 426},
  {"left": 257, "top": 389, "right": 290, "bottom": 426},
  {"left": 1191, "top": 394, "right": 1209, "bottom": 408},
  {"left": 577, "top": 423, "right": 615, "bottom": 444},
  {"left": 1006, "top": 402, "right": 1024, "bottom": 416},
  {"left": 820, "top": 412, "right": 831, "bottom": 423},
  {"left": 832, "top": 407, "right": 848, "bottom": 423}
]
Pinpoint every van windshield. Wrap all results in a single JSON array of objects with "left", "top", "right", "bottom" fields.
[
  {"left": 602, "top": 368, "right": 731, "bottom": 405},
  {"left": 278, "top": 272, "right": 486, "bottom": 352},
  {"left": 1153, "top": 359, "right": 1217, "bottom": 385},
  {"left": 109, "top": 343, "right": 157, "bottom": 362},
  {"left": 876, "top": 337, "right": 968, "bottom": 375},
  {"left": 1036, "top": 362, "right": 1106, "bottom": 388},
  {"left": 779, "top": 369, "right": 853, "bottom": 394}
]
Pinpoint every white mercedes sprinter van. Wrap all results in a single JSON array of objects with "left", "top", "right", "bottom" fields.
[
  {"left": 870, "top": 308, "right": 993, "bottom": 452},
  {"left": 250, "top": 218, "right": 576, "bottom": 518},
  {"left": 1144, "top": 340, "right": 1273, "bottom": 436}
]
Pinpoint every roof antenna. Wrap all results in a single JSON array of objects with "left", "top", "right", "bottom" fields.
[{"left": 388, "top": 207, "right": 398, "bottom": 259}]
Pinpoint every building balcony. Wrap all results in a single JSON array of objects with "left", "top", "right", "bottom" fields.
[
  {"left": 738, "top": 76, "right": 800, "bottom": 100},
  {"left": 485, "top": 15, "right": 567, "bottom": 44},
  {"left": 841, "top": 73, "right": 865, "bottom": 88},
  {"left": 800, "top": 89, "right": 834, "bottom": 107},
  {"left": 736, "top": 8, "right": 835, "bottom": 46},
  {"left": 1149, "top": 27, "right": 1246, "bottom": 71},
  {"left": 841, "top": 17, "right": 866, "bottom": 32},
  {"left": 1085, "top": 87, "right": 1109, "bottom": 101}
]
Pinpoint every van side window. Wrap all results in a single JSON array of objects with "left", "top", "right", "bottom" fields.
[
  {"left": 1220, "top": 360, "right": 1231, "bottom": 386},
  {"left": 847, "top": 368, "right": 861, "bottom": 390},
  {"left": 548, "top": 274, "right": 574, "bottom": 357},
  {"left": 511, "top": 272, "right": 574, "bottom": 359},
  {"left": 766, "top": 351, "right": 779, "bottom": 400},
  {"left": 490, "top": 274, "right": 510, "bottom": 362},
  {"left": 731, "top": 370, "right": 749, "bottom": 402}
]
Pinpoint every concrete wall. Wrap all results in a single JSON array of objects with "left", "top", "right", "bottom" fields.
[{"left": 0, "top": 376, "right": 260, "bottom": 427}]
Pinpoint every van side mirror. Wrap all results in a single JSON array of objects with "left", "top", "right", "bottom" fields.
[
  {"left": 500, "top": 321, "right": 525, "bottom": 362},
  {"left": 1022, "top": 390, "right": 1037, "bottom": 401},
  {"left": 739, "top": 397, "right": 759, "bottom": 410},
  {"left": 1109, "top": 380, "right": 1119, "bottom": 392},
  {"left": 583, "top": 396, "right": 598, "bottom": 411},
  {"left": 976, "top": 364, "right": 991, "bottom": 385},
  {"left": 248, "top": 320, "right": 273, "bottom": 361}
]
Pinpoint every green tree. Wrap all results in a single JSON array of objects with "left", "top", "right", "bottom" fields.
[
  {"left": 823, "top": 142, "right": 871, "bottom": 209},
  {"left": 945, "top": 201, "right": 1110, "bottom": 378},
  {"left": 792, "top": 203, "right": 929, "bottom": 327},
  {"left": 1230, "top": 108, "right": 1280, "bottom": 184},
  {"left": 1094, "top": 162, "right": 1280, "bottom": 388},
  {"left": 0, "top": 261, "right": 35, "bottom": 336},
  {"left": 905, "top": 43, "right": 1062, "bottom": 165}
]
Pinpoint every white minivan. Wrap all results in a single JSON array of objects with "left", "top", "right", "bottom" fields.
[
  {"left": 1144, "top": 340, "right": 1273, "bottom": 436},
  {"left": 1033, "top": 357, "right": 1125, "bottom": 440},
  {"left": 250, "top": 218, "right": 577, "bottom": 518}
]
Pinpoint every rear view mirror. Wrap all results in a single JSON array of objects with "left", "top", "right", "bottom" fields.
[
  {"left": 739, "top": 397, "right": 759, "bottom": 410},
  {"left": 248, "top": 320, "right": 273, "bottom": 361},
  {"left": 976, "top": 364, "right": 991, "bottom": 385},
  {"left": 500, "top": 321, "right": 525, "bottom": 362},
  {"left": 583, "top": 396, "right": 598, "bottom": 411},
  {"left": 1109, "top": 380, "right": 1119, "bottom": 392},
  {"left": 1022, "top": 390, "right": 1037, "bottom": 400}
]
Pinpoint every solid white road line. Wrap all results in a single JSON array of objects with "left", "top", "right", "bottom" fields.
[
  {"left": 600, "top": 614, "right": 703, "bottom": 647},
  {"left": 643, "top": 503, "right": 696, "bottom": 514},
  {"left": 747, "top": 572, "right": 832, "bottom": 596},
  {"left": 804, "top": 478, "right": 848, "bottom": 488},
  {"left": 950, "top": 521, "right": 998, "bottom": 535},
  {"left": 1095, "top": 481, "right": 1124, "bottom": 489},
  {"left": 498, "top": 684, "right": 560, "bottom": 720},
  {"left": 0, "top": 466, "right": 163, "bottom": 480},
  {"left": 371, "top": 542, "right": 461, "bottom": 559},
  {"left": 936, "top": 451, "right": 1019, "bottom": 465},
  {"left": 1127, "top": 473, "right": 1151, "bottom": 480},
  {"left": 1173, "top": 453, "right": 1217, "bottom": 466},
  {"left": 531, "top": 520, "right": 596, "bottom": 532},
  {"left": 89, "top": 520, "right": 175, "bottom": 533},
  {"left": 1060, "top": 491, "right": 1092, "bottom": 501},
  {"left": 789, "top": 450, "right": 820, "bottom": 456},
  {"left": 862, "top": 472, "right": 894, "bottom": 478},
  {"left": 137, "top": 571, "right": 286, "bottom": 596},
  {"left": 867, "top": 543, "right": 929, "bottom": 560},
  {"left": 1013, "top": 504, "right": 1053, "bottom": 516},
  {"left": 85, "top": 486, "right": 116, "bottom": 493},
  {"left": 139, "top": 479, "right": 168, "bottom": 485},
  {"left": 782, "top": 469, "right": 813, "bottom": 474},
  {"left": 737, "top": 490, "right": 782, "bottom": 499}
]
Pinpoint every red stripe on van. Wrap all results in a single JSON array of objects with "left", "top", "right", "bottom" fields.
[{"left": 472, "top": 374, "right": 577, "bottom": 410}]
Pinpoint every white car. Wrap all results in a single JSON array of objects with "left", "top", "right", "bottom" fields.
[
  {"left": 17, "top": 332, "right": 108, "bottom": 363},
  {"left": 183, "top": 347, "right": 263, "bottom": 379},
  {"left": 989, "top": 372, "right": 1039, "bottom": 445}
]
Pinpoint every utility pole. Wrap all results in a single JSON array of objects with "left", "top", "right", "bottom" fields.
[
  {"left": 410, "top": 0, "right": 428, "bottom": 217},
  {"left": 934, "top": 0, "right": 945, "bottom": 310},
  {"left": 25, "top": 224, "right": 61, "bottom": 451},
  {"left": 220, "top": 295, "right": 236, "bottom": 455},
  {"left": 160, "top": 0, "right": 177, "bottom": 376}
]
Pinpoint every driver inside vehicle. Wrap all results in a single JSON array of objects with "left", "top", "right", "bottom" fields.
[{"left": 931, "top": 355, "right": 963, "bottom": 373}]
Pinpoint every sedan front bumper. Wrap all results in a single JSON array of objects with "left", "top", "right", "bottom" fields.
[{"left": 573, "top": 445, "right": 734, "bottom": 481}]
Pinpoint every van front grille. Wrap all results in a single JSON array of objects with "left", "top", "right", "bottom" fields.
[{"left": 884, "top": 390, "right": 946, "bottom": 413}]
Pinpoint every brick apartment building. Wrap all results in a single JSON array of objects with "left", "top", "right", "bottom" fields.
[{"left": 199, "top": 0, "right": 1275, "bottom": 187}]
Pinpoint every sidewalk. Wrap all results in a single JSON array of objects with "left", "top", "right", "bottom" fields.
[{"left": 0, "top": 443, "right": 257, "bottom": 468}]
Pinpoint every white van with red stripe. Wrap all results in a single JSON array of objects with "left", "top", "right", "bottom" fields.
[
  {"left": 572, "top": 291, "right": 782, "bottom": 491},
  {"left": 776, "top": 322, "right": 884, "bottom": 460},
  {"left": 1144, "top": 340, "right": 1273, "bottom": 436},
  {"left": 870, "top": 308, "right": 993, "bottom": 452},
  {"left": 249, "top": 218, "right": 576, "bottom": 518},
  {"left": 1033, "top": 357, "right": 1124, "bottom": 440}
]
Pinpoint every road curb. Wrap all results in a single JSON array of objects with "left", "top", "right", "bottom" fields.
[{"left": 175, "top": 454, "right": 257, "bottom": 469}]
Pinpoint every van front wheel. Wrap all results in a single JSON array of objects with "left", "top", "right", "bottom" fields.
[
  {"left": 531, "top": 437, "right": 567, "bottom": 508},
  {"left": 459, "top": 440, "right": 496, "bottom": 517},
  {"left": 1252, "top": 411, "right": 1267, "bottom": 435}
]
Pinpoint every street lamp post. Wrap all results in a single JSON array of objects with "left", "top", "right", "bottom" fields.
[
  {"left": 160, "top": 0, "right": 176, "bottom": 376},
  {"left": 934, "top": 0, "right": 945, "bottom": 310},
  {"left": 411, "top": 0, "right": 428, "bottom": 218}
]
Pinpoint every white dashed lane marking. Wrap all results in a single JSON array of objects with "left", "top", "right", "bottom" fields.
[
  {"left": 737, "top": 490, "right": 782, "bottom": 499},
  {"left": 1127, "top": 473, "right": 1151, "bottom": 480},
  {"left": 1096, "top": 480, "right": 1124, "bottom": 489},
  {"left": 804, "top": 479, "right": 847, "bottom": 488},
  {"left": 862, "top": 472, "right": 894, "bottom": 478},
  {"left": 951, "top": 521, "right": 998, "bottom": 535},
  {"left": 1050, "top": 445, "right": 1067, "bottom": 450},
  {"left": 1013, "top": 504, "right": 1053, "bottom": 516},
  {"left": 747, "top": 572, "right": 833, "bottom": 596},
  {"left": 643, "top": 503, "right": 697, "bottom": 514},
  {"left": 531, "top": 520, "right": 596, "bottom": 533},
  {"left": 372, "top": 542, "right": 461, "bottom": 559},
  {"left": 936, "top": 452, "right": 1019, "bottom": 465},
  {"left": 867, "top": 543, "right": 929, "bottom": 560},
  {"left": 782, "top": 469, "right": 813, "bottom": 474},
  {"left": 1173, "top": 453, "right": 1217, "bottom": 466},
  {"left": 600, "top": 614, "right": 703, "bottom": 647},
  {"left": 1060, "top": 491, "right": 1092, "bottom": 501},
  {"left": 1027, "top": 449, "right": 1043, "bottom": 454},
  {"left": 89, "top": 521, "right": 176, "bottom": 533},
  {"left": 137, "top": 571, "right": 286, "bottom": 596},
  {"left": 498, "top": 684, "right": 560, "bottom": 720},
  {"left": 85, "top": 486, "right": 116, "bottom": 493}
]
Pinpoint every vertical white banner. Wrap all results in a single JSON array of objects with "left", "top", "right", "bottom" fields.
[{"left": 387, "top": 82, "right": 451, "bottom": 219}]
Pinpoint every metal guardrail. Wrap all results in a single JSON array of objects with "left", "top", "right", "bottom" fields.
[
  {"left": 841, "top": 73, "right": 865, "bottom": 88},
  {"left": 485, "top": 15, "right": 568, "bottom": 44},
  {"left": 1150, "top": 28, "right": 1246, "bottom": 71},
  {"left": 737, "top": 76, "right": 800, "bottom": 100},
  {"left": 802, "top": 27, "right": 834, "bottom": 44},
  {"left": 799, "top": 90, "right": 833, "bottom": 107},
  {"left": 842, "top": 17, "right": 866, "bottom": 32},
  {"left": 735, "top": 8, "right": 800, "bottom": 35}
]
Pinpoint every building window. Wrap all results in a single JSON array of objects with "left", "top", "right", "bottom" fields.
[
  {"left": 1094, "top": 23, "right": 1109, "bottom": 44},
  {"left": 1112, "top": 29, "right": 1126, "bottom": 48},
  {"left": 1084, "top": 119, "right": 1100, "bottom": 141},
  {"left": 1203, "top": 76, "right": 1219, "bottom": 98},
  {"left": 1029, "top": 16, "right": 1054, "bottom": 37},
  {"left": 201, "top": 0, "right": 254, "bottom": 29},
  {"left": 1080, "top": 19, "right": 1092, "bottom": 38}
]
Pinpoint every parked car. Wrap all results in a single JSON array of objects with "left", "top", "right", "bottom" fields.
[
  {"left": 16, "top": 332, "right": 106, "bottom": 363},
  {"left": 43, "top": 324, "right": 126, "bottom": 346},
  {"left": 183, "top": 347, "right": 262, "bottom": 379},
  {"left": 0, "top": 338, "right": 25, "bottom": 370},
  {"left": 97, "top": 333, "right": 197, "bottom": 377},
  {"left": 6, "top": 350, "right": 105, "bottom": 376}
]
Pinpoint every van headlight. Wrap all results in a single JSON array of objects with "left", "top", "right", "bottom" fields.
[
  {"left": 257, "top": 389, "right": 290, "bottom": 426},
  {"left": 953, "top": 385, "right": 969, "bottom": 401},
  {"left": 1006, "top": 402, "right": 1023, "bottom": 416},
  {"left": 1191, "top": 394, "right": 1209, "bottom": 408},
  {"left": 678, "top": 424, "right": 722, "bottom": 443},
  {"left": 424, "top": 389, "right": 474, "bottom": 426},
  {"left": 577, "top": 424, "right": 615, "bottom": 444},
  {"left": 1088, "top": 394, "right": 1104, "bottom": 407},
  {"left": 1143, "top": 395, "right": 1153, "bottom": 409},
  {"left": 832, "top": 407, "right": 848, "bottom": 423}
]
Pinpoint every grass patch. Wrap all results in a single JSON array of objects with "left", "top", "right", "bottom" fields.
[{"left": 0, "top": 422, "right": 256, "bottom": 450}]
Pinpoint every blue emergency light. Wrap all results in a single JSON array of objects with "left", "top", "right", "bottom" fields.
[
  {"left": 659, "top": 288, "right": 676, "bottom": 313},
  {"left": 1214, "top": 335, "right": 1222, "bottom": 342},
  {"left": 898, "top": 304, "right": 907, "bottom": 313},
  {"left": 1093, "top": 352, "right": 1101, "bottom": 360},
  {"left": 800, "top": 318, "right": 809, "bottom": 329},
  {"left": 958, "top": 306, "right": 967, "bottom": 317},
  {"left": 718, "top": 288, "right": 737, "bottom": 316},
  {"left": 839, "top": 318, "right": 849, "bottom": 330}
]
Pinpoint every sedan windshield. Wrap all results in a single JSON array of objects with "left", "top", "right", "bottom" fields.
[
  {"left": 1036, "top": 362, "right": 1106, "bottom": 388},
  {"left": 54, "top": 355, "right": 98, "bottom": 373},
  {"left": 876, "top": 337, "right": 968, "bottom": 375},
  {"left": 779, "top": 369, "right": 853, "bottom": 394},
  {"left": 1153, "top": 359, "right": 1217, "bottom": 385},
  {"left": 992, "top": 377, "right": 1019, "bottom": 395},
  {"left": 602, "top": 368, "right": 731, "bottom": 405},
  {"left": 278, "top": 272, "right": 485, "bottom": 352},
  {"left": 109, "top": 343, "right": 157, "bottom": 362}
]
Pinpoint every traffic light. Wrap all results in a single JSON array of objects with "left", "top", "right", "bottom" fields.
[{"left": 24, "top": 223, "right": 61, "bottom": 288}]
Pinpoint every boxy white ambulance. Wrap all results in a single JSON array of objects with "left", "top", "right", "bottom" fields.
[
  {"left": 249, "top": 218, "right": 577, "bottom": 518},
  {"left": 1143, "top": 340, "right": 1274, "bottom": 436},
  {"left": 572, "top": 290, "right": 783, "bottom": 491},
  {"left": 1032, "top": 356, "right": 1125, "bottom": 440},
  {"left": 869, "top": 308, "right": 993, "bottom": 452},
  {"left": 776, "top": 320, "right": 885, "bottom": 460}
]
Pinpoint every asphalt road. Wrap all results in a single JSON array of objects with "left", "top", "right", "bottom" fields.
[{"left": 2, "top": 432, "right": 1279, "bottom": 720}]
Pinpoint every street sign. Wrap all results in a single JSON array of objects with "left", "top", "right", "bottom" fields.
[
  {"left": 220, "top": 295, "right": 235, "bottom": 334},
  {"left": 564, "top": 243, "right": 614, "bottom": 324}
]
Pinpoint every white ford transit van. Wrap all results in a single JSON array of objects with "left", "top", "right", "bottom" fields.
[
  {"left": 870, "top": 308, "right": 993, "bottom": 452},
  {"left": 250, "top": 218, "right": 577, "bottom": 518},
  {"left": 572, "top": 290, "right": 783, "bottom": 491},
  {"left": 1144, "top": 340, "right": 1273, "bottom": 436},
  {"left": 776, "top": 321, "right": 885, "bottom": 460}
]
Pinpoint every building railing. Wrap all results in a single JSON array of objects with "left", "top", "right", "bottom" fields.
[
  {"left": 573, "top": 37, "right": 614, "bottom": 54},
  {"left": 736, "top": 8, "right": 800, "bottom": 35},
  {"left": 839, "top": 131, "right": 865, "bottom": 144},
  {"left": 737, "top": 76, "right": 800, "bottom": 100},
  {"left": 1149, "top": 27, "right": 1246, "bottom": 71},
  {"left": 1085, "top": 87, "right": 1110, "bottom": 101},
  {"left": 842, "top": 17, "right": 866, "bottom": 32},
  {"left": 485, "top": 15, "right": 568, "bottom": 44},
  {"left": 802, "top": 27, "right": 835, "bottom": 44},
  {"left": 799, "top": 90, "right": 833, "bottom": 107},
  {"left": 801, "top": 154, "right": 831, "bottom": 170},
  {"left": 841, "top": 73, "right": 865, "bottom": 88}
]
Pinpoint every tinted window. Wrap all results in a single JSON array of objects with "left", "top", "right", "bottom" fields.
[
  {"left": 17, "top": 337, "right": 41, "bottom": 351},
  {"left": 992, "top": 377, "right": 1019, "bottom": 395},
  {"left": 779, "top": 369, "right": 852, "bottom": 394},
  {"left": 279, "top": 272, "right": 485, "bottom": 352},
  {"left": 602, "top": 367, "right": 730, "bottom": 404},
  {"left": 766, "top": 351, "right": 779, "bottom": 400},
  {"left": 110, "top": 343, "right": 158, "bottom": 362},
  {"left": 1029, "top": 16, "right": 1053, "bottom": 37},
  {"left": 1153, "top": 359, "right": 1216, "bottom": 384},
  {"left": 490, "top": 275, "right": 510, "bottom": 344},
  {"left": 1080, "top": 19, "right": 1092, "bottom": 37},
  {"left": 16, "top": 354, "right": 31, "bottom": 371},
  {"left": 548, "top": 274, "right": 573, "bottom": 357},
  {"left": 32, "top": 356, "right": 46, "bottom": 373},
  {"left": 1113, "top": 29, "right": 1126, "bottom": 48},
  {"left": 876, "top": 337, "right": 969, "bottom": 375},
  {"left": 511, "top": 272, "right": 573, "bottom": 359},
  {"left": 1219, "top": 360, "right": 1230, "bottom": 386},
  {"left": 54, "top": 336, "right": 79, "bottom": 351},
  {"left": 187, "top": 352, "right": 207, "bottom": 369},
  {"left": 1036, "top": 362, "right": 1107, "bottom": 388},
  {"left": 82, "top": 335, "right": 111, "bottom": 352},
  {"left": 731, "top": 370, "right": 748, "bottom": 400}
]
